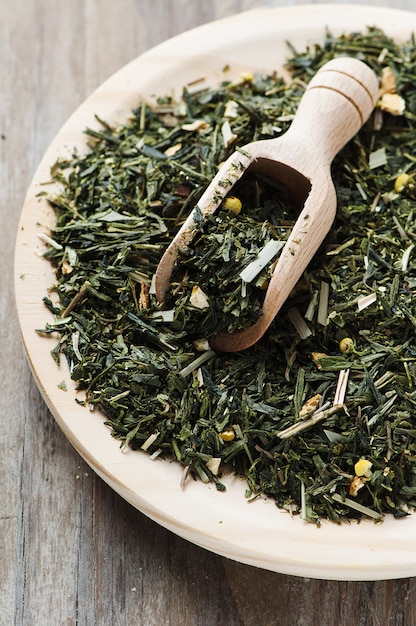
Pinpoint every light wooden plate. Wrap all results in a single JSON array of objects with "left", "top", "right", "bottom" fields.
[{"left": 14, "top": 4, "right": 416, "bottom": 581}]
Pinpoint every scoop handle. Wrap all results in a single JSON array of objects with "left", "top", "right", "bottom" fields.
[{"left": 286, "top": 57, "right": 379, "bottom": 165}]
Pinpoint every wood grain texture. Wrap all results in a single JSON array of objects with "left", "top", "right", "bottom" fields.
[{"left": 3, "top": 1, "right": 416, "bottom": 624}]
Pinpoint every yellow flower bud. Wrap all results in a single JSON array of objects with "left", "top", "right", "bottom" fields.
[
  {"left": 223, "top": 196, "right": 242, "bottom": 215},
  {"left": 241, "top": 72, "right": 254, "bottom": 83},
  {"left": 220, "top": 428, "right": 235, "bottom": 442},
  {"left": 354, "top": 458, "right": 373, "bottom": 478},
  {"left": 394, "top": 173, "right": 411, "bottom": 193},
  {"left": 339, "top": 337, "right": 354, "bottom": 353}
]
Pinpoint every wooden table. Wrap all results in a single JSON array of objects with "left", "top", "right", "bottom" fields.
[{"left": 3, "top": 1, "right": 416, "bottom": 623}]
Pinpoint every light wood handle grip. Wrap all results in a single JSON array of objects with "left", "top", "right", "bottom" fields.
[{"left": 287, "top": 57, "right": 379, "bottom": 164}]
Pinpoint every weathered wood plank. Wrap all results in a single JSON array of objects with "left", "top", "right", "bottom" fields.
[{"left": 3, "top": 1, "right": 416, "bottom": 624}]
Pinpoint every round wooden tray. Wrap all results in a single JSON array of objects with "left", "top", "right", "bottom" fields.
[{"left": 14, "top": 4, "right": 416, "bottom": 580}]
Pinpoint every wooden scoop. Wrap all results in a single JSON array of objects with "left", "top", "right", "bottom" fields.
[{"left": 154, "top": 57, "right": 379, "bottom": 351}]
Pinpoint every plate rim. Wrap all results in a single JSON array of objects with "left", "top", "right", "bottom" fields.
[{"left": 14, "top": 3, "right": 416, "bottom": 581}]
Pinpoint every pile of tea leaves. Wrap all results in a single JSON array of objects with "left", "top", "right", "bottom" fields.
[{"left": 38, "top": 27, "right": 416, "bottom": 525}]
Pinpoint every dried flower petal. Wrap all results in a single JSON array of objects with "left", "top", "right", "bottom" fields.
[
  {"left": 299, "top": 394, "right": 322, "bottom": 419},
  {"left": 189, "top": 285, "right": 210, "bottom": 309},
  {"left": 379, "top": 92, "right": 405, "bottom": 116}
]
